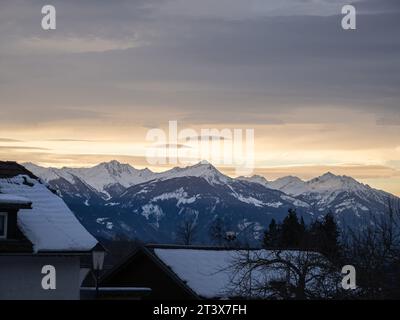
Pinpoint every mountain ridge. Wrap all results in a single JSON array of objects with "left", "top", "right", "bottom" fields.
[
  {"left": 23, "top": 160, "right": 399, "bottom": 244},
  {"left": 25, "top": 160, "right": 396, "bottom": 197}
]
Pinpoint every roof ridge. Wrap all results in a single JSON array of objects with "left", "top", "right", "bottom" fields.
[
  {"left": 145, "top": 243, "right": 260, "bottom": 250},
  {"left": 0, "top": 161, "right": 38, "bottom": 179}
]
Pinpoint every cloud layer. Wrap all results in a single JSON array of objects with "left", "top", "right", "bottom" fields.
[{"left": 0, "top": 0, "right": 399, "bottom": 195}]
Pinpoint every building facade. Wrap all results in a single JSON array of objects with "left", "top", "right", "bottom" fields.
[{"left": 0, "top": 161, "right": 98, "bottom": 300}]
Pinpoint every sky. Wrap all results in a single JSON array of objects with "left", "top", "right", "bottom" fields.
[{"left": 0, "top": 0, "right": 400, "bottom": 195}]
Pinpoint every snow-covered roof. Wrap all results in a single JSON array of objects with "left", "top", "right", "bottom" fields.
[
  {"left": 154, "top": 248, "right": 242, "bottom": 298},
  {"left": 0, "top": 194, "right": 31, "bottom": 205},
  {"left": 0, "top": 175, "right": 97, "bottom": 253},
  {"left": 153, "top": 248, "right": 329, "bottom": 299}
]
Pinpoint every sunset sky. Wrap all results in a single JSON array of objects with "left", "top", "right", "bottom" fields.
[{"left": 0, "top": 0, "right": 400, "bottom": 195}]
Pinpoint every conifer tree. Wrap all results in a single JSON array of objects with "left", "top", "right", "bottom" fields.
[
  {"left": 263, "top": 218, "right": 281, "bottom": 248},
  {"left": 281, "top": 209, "right": 304, "bottom": 248}
]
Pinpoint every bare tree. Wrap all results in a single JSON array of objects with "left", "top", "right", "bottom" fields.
[
  {"left": 227, "top": 249, "right": 342, "bottom": 300},
  {"left": 176, "top": 217, "right": 198, "bottom": 245},
  {"left": 343, "top": 198, "right": 400, "bottom": 298},
  {"left": 209, "top": 217, "right": 226, "bottom": 246},
  {"left": 209, "top": 218, "right": 239, "bottom": 248}
]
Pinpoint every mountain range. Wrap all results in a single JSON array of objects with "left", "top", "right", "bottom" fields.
[{"left": 24, "top": 161, "right": 398, "bottom": 245}]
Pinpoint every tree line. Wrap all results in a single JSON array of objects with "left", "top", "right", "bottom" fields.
[
  {"left": 241, "top": 202, "right": 400, "bottom": 299},
  {"left": 263, "top": 209, "right": 341, "bottom": 261},
  {"left": 174, "top": 200, "right": 400, "bottom": 299}
]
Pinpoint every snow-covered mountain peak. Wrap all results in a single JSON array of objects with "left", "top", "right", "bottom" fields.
[
  {"left": 94, "top": 160, "right": 140, "bottom": 177},
  {"left": 24, "top": 161, "right": 399, "bottom": 234},
  {"left": 191, "top": 160, "right": 219, "bottom": 172},
  {"left": 265, "top": 172, "right": 368, "bottom": 197},
  {"left": 198, "top": 160, "right": 212, "bottom": 165},
  {"left": 24, "top": 161, "right": 157, "bottom": 196},
  {"left": 276, "top": 175, "right": 304, "bottom": 184},
  {"left": 98, "top": 159, "right": 127, "bottom": 168},
  {"left": 141, "top": 167, "right": 153, "bottom": 175},
  {"left": 321, "top": 171, "right": 336, "bottom": 178},
  {"left": 267, "top": 176, "right": 306, "bottom": 195},
  {"left": 237, "top": 175, "right": 269, "bottom": 187},
  {"left": 23, "top": 162, "right": 71, "bottom": 183},
  {"left": 237, "top": 172, "right": 368, "bottom": 197},
  {"left": 314, "top": 172, "right": 346, "bottom": 183},
  {"left": 307, "top": 172, "right": 363, "bottom": 193},
  {"left": 158, "top": 161, "right": 230, "bottom": 185}
]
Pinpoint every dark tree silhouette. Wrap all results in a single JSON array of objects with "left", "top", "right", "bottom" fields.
[
  {"left": 263, "top": 219, "right": 281, "bottom": 248},
  {"left": 209, "top": 217, "right": 226, "bottom": 246},
  {"left": 309, "top": 212, "right": 341, "bottom": 261},
  {"left": 176, "top": 217, "right": 198, "bottom": 245},
  {"left": 342, "top": 198, "right": 400, "bottom": 299},
  {"left": 280, "top": 209, "right": 305, "bottom": 248},
  {"left": 228, "top": 249, "right": 342, "bottom": 299}
]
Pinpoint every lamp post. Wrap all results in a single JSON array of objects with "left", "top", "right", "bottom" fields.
[{"left": 92, "top": 243, "right": 106, "bottom": 298}]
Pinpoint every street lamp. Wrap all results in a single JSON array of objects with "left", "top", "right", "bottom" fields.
[{"left": 92, "top": 243, "right": 106, "bottom": 298}]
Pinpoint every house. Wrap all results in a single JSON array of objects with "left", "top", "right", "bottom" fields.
[
  {"left": 99, "top": 244, "right": 329, "bottom": 299},
  {"left": 0, "top": 161, "right": 98, "bottom": 300},
  {"left": 100, "top": 245, "right": 201, "bottom": 300}
]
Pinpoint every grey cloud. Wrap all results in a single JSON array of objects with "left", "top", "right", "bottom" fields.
[
  {"left": 376, "top": 116, "right": 400, "bottom": 126},
  {"left": 0, "top": 106, "right": 110, "bottom": 126},
  {"left": 158, "top": 0, "right": 360, "bottom": 19},
  {"left": 0, "top": 138, "right": 22, "bottom": 142},
  {"left": 354, "top": 0, "right": 400, "bottom": 14},
  {"left": 0, "top": 0, "right": 399, "bottom": 127}
]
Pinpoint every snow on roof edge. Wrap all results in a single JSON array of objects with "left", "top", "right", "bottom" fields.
[
  {"left": 0, "top": 175, "right": 98, "bottom": 253},
  {"left": 0, "top": 194, "right": 32, "bottom": 205}
]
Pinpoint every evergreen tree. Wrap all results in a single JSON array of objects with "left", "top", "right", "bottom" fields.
[
  {"left": 320, "top": 212, "right": 341, "bottom": 259},
  {"left": 209, "top": 217, "right": 226, "bottom": 246},
  {"left": 310, "top": 212, "right": 341, "bottom": 260},
  {"left": 262, "top": 210, "right": 341, "bottom": 255},
  {"left": 280, "top": 209, "right": 305, "bottom": 248},
  {"left": 263, "top": 219, "right": 281, "bottom": 248},
  {"left": 300, "top": 216, "right": 306, "bottom": 233}
]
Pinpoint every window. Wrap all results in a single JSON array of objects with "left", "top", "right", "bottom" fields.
[{"left": 0, "top": 212, "right": 7, "bottom": 239}]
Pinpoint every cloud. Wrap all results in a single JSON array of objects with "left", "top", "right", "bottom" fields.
[
  {"left": 1, "top": 153, "right": 151, "bottom": 169},
  {"left": 387, "top": 160, "right": 400, "bottom": 169},
  {"left": 45, "top": 139, "right": 100, "bottom": 142},
  {"left": 355, "top": 0, "right": 400, "bottom": 14},
  {"left": 0, "top": 146, "right": 50, "bottom": 151},
  {"left": 0, "top": 107, "right": 110, "bottom": 127},
  {"left": 17, "top": 36, "right": 139, "bottom": 54},
  {"left": 0, "top": 0, "right": 399, "bottom": 197},
  {"left": 152, "top": 143, "right": 192, "bottom": 149},
  {"left": 1, "top": 0, "right": 399, "bottom": 121},
  {"left": 0, "top": 138, "right": 22, "bottom": 142},
  {"left": 184, "top": 135, "right": 231, "bottom": 142},
  {"left": 158, "top": 0, "right": 360, "bottom": 19},
  {"left": 376, "top": 116, "right": 400, "bottom": 126}
]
